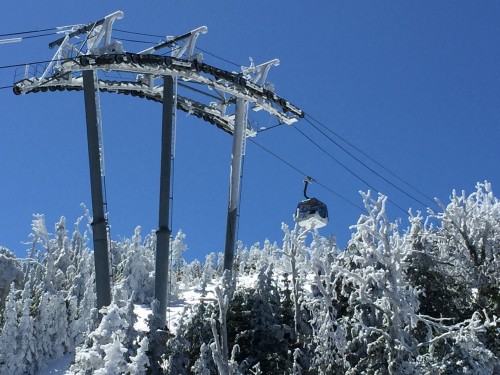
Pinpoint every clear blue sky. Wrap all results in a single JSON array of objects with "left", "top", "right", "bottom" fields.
[{"left": 1, "top": 1, "right": 499, "bottom": 262}]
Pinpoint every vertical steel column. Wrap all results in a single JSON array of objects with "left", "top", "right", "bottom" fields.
[
  {"left": 82, "top": 70, "right": 111, "bottom": 310},
  {"left": 154, "top": 75, "right": 174, "bottom": 327},
  {"left": 223, "top": 98, "right": 247, "bottom": 271}
]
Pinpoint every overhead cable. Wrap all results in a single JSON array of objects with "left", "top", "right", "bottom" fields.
[
  {"left": 305, "top": 114, "right": 437, "bottom": 207},
  {"left": 195, "top": 47, "right": 241, "bottom": 68},
  {"left": 114, "top": 28, "right": 163, "bottom": 39},
  {"left": 293, "top": 126, "right": 408, "bottom": 215},
  {"left": 114, "top": 28, "right": 243, "bottom": 68},
  {"left": 0, "top": 27, "right": 57, "bottom": 37},
  {"left": 249, "top": 139, "right": 365, "bottom": 212},
  {"left": 303, "top": 116, "right": 431, "bottom": 209}
]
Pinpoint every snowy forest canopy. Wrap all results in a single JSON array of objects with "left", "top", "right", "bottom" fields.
[{"left": 0, "top": 182, "right": 499, "bottom": 374}]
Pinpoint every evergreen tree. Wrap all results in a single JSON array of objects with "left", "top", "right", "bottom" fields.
[
  {"left": 0, "top": 284, "right": 20, "bottom": 374},
  {"left": 322, "top": 192, "right": 421, "bottom": 374},
  {"left": 0, "top": 247, "right": 23, "bottom": 320},
  {"left": 128, "top": 336, "right": 150, "bottom": 374},
  {"left": 17, "top": 279, "right": 37, "bottom": 374},
  {"left": 94, "top": 332, "right": 129, "bottom": 375}
]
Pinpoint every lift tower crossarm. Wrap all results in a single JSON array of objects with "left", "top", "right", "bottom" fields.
[
  {"left": 242, "top": 58, "right": 280, "bottom": 87},
  {"left": 49, "top": 11, "right": 124, "bottom": 50},
  {"left": 15, "top": 55, "right": 303, "bottom": 123}
]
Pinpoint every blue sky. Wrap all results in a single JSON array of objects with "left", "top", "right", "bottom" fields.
[{"left": 1, "top": 1, "right": 499, "bottom": 262}]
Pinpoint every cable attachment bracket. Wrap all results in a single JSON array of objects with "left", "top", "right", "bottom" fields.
[
  {"left": 86, "top": 11, "right": 125, "bottom": 55},
  {"left": 171, "top": 26, "right": 207, "bottom": 61},
  {"left": 241, "top": 58, "right": 280, "bottom": 88}
]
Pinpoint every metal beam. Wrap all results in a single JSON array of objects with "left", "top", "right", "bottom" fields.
[
  {"left": 82, "top": 70, "right": 111, "bottom": 311},
  {"left": 154, "top": 75, "right": 174, "bottom": 328},
  {"left": 224, "top": 98, "right": 247, "bottom": 271}
]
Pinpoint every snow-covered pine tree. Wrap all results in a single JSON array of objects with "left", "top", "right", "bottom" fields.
[
  {"left": 116, "top": 226, "right": 155, "bottom": 305},
  {"left": 327, "top": 192, "right": 421, "bottom": 374},
  {"left": 128, "top": 336, "right": 150, "bottom": 374},
  {"left": 0, "top": 283, "right": 20, "bottom": 374},
  {"left": 432, "top": 182, "right": 500, "bottom": 317},
  {"left": 408, "top": 182, "right": 500, "bottom": 373},
  {"left": 0, "top": 247, "right": 23, "bottom": 321},
  {"left": 191, "top": 343, "right": 212, "bottom": 375},
  {"left": 303, "top": 229, "right": 344, "bottom": 374},
  {"left": 199, "top": 252, "right": 216, "bottom": 296},
  {"left": 170, "top": 230, "right": 188, "bottom": 300},
  {"left": 17, "top": 278, "right": 37, "bottom": 374},
  {"left": 70, "top": 285, "right": 139, "bottom": 374},
  {"left": 94, "top": 332, "right": 129, "bottom": 375},
  {"left": 182, "top": 258, "right": 202, "bottom": 288},
  {"left": 210, "top": 270, "right": 238, "bottom": 375},
  {"left": 278, "top": 223, "right": 310, "bottom": 342}
]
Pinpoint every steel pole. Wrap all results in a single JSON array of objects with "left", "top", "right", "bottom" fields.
[
  {"left": 223, "top": 98, "right": 247, "bottom": 271},
  {"left": 82, "top": 70, "right": 111, "bottom": 311},
  {"left": 154, "top": 75, "right": 174, "bottom": 327}
]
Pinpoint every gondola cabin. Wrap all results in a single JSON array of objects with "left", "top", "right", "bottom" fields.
[{"left": 295, "top": 197, "right": 328, "bottom": 229}]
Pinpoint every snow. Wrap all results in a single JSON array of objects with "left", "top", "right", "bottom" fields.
[
  {"left": 36, "top": 279, "right": 246, "bottom": 374},
  {"left": 37, "top": 353, "right": 74, "bottom": 375},
  {"left": 10, "top": 185, "right": 498, "bottom": 373},
  {"left": 132, "top": 305, "right": 150, "bottom": 333}
]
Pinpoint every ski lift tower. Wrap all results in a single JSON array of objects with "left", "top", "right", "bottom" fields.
[{"left": 13, "top": 10, "right": 304, "bottom": 326}]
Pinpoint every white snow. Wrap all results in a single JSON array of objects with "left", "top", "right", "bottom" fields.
[
  {"left": 133, "top": 304, "right": 151, "bottom": 333},
  {"left": 36, "top": 353, "right": 74, "bottom": 375},
  {"left": 36, "top": 274, "right": 259, "bottom": 374}
]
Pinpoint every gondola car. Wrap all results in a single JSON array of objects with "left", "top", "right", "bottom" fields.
[
  {"left": 294, "top": 177, "right": 328, "bottom": 229},
  {"left": 295, "top": 197, "right": 328, "bottom": 229}
]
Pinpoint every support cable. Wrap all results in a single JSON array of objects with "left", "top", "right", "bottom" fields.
[
  {"left": 195, "top": 47, "right": 241, "bottom": 68},
  {"left": 119, "top": 38, "right": 158, "bottom": 45},
  {"left": 114, "top": 28, "right": 164, "bottom": 38},
  {"left": 0, "top": 27, "right": 57, "bottom": 37},
  {"left": 0, "top": 58, "right": 69, "bottom": 70},
  {"left": 0, "top": 32, "right": 57, "bottom": 43},
  {"left": 114, "top": 28, "right": 242, "bottom": 67},
  {"left": 303, "top": 117, "right": 429, "bottom": 209},
  {"left": 305, "top": 114, "right": 437, "bottom": 208},
  {"left": 249, "top": 139, "right": 365, "bottom": 212},
  {"left": 178, "top": 81, "right": 224, "bottom": 102},
  {"left": 256, "top": 122, "right": 285, "bottom": 133},
  {"left": 293, "top": 126, "right": 408, "bottom": 215}
]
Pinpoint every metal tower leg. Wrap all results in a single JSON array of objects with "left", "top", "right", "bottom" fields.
[
  {"left": 82, "top": 70, "right": 111, "bottom": 311},
  {"left": 154, "top": 75, "right": 174, "bottom": 328},
  {"left": 224, "top": 98, "right": 247, "bottom": 271}
]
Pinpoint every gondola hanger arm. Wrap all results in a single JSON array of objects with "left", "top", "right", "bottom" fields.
[{"left": 303, "top": 176, "right": 314, "bottom": 199}]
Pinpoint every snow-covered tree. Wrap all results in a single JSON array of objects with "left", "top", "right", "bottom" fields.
[
  {"left": 199, "top": 252, "right": 216, "bottom": 295},
  {"left": 94, "top": 332, "right": 128, "bottom": 375},
  {"left": 210, "top": 271, "right": 236, "bottom": 375},
  {"left": 169, "top": 230, "right": 188, "bottom": 300},
  {"left": 278, "top": 223, "right": 310, "bottom": 341},
  {"left": 0, "top": 284, "right": 20, "bottom": 374},
  {"left": 1, "top": 183, "right": 499, "bottom": 374},
  {"left": 116, "top": 226, "right": 155, "bottom": 305},
  {"left": 128, "top": 336, "right": 150, "bottom": 375},
  {"left": 17, "top": 279, "right": 37, "bottom": 374},
  {"left": 0, "top": 247, "right": 23, "bottom": 319},
  {"left": 70, "top": 285, "right": 138, "bottom": 374},
  {"left": 318, "top": 192, "right": 422, "bottom": 374}
]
